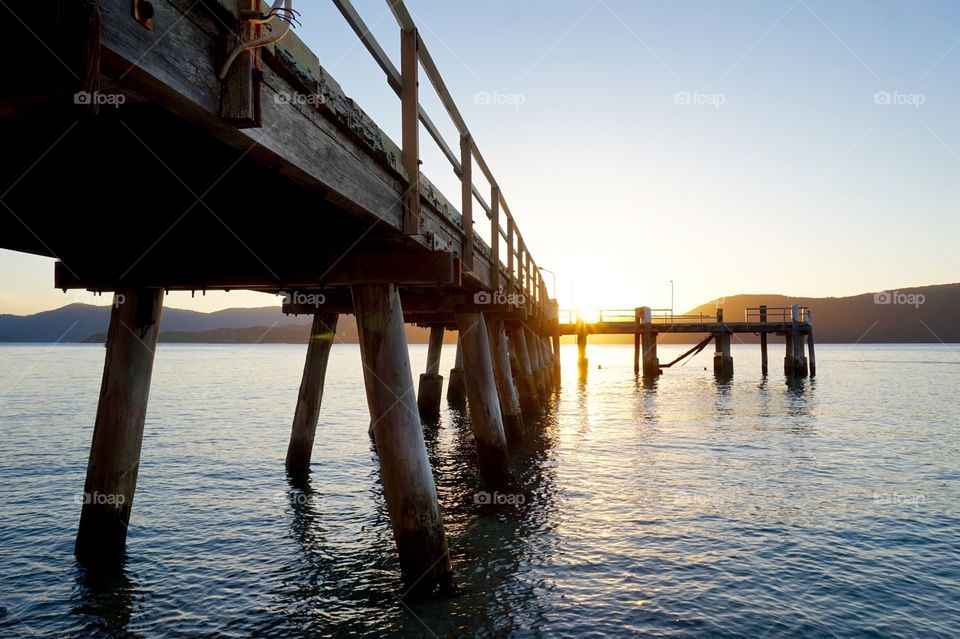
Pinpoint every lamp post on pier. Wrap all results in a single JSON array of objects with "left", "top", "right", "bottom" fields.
[{"left": 670, "top": 280, "right": 674, "bottom": 321}]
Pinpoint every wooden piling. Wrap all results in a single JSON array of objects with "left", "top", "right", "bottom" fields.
[
  {"left": 487, "top": 320, "right": 524, "bottom": 441},
  {"left": 633, "top": 307, "right": 641, "bottom": 375},
  {"left": 807, "top": 309, "right": 817, "bottom": 378},
  {"left": 352, "top": 283, "right": 452, "bottom": 592},
  {"left": 759, "top": 305, "right": 768, "bottom": 377},
  {"left": 417, "top": 325, "right": 445, "bottom": 419},
  {"left": 713, "top": 332, "right": 734, "bottom": 378},
  {"left": 507, "top": 332, "right": 521, "bottom": 378},
  {"left": 75, "top": 289, "right": 164, "bottom": 562},
  {"left": 286, "top": 312, "right": 339, "bottom": 476},
  {"left": 527, "top": 327, "right": 548, "bottom": 398},
  {"left": 576, "top": 320, "right": 588, "bottom": 371},
  {"left": 552, "top": 331, "right": 562, "bottom": 382},
  {"left": 788, "top": 304, "right": 808, "bottom": 377},
  {"left": 456, "top": 312, "right": 511, "bottom": 487},
  {"left": 784, "top": 331, "right": 794, "bottom": 377},
  {"left": 508, "top": 324, "right": 540, "bottom": 409},
  {"left": 537, "top": 335, "right": 552, "bottom": 389},
  {"left": 712, "top": 310, "right": 733, "bottom": 377},
  {"left": 447, "top": 340, "right": 467, "bottom": 409},
  {"left": 640, "top": 307, "right": 660, "bottom": 378},
  {"left": 544, "top": 335, "right": 558, "bottom": 387}
]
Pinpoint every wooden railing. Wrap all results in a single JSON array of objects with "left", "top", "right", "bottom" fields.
[
  {"left": 745, "top": 306, "right": 811, "bottom": 323},
  {"left": 330, "top": 0, "right": 547, "bottom": 310},
  {"left": 558, "top": 308, "right": 822, "bottom": 325}
]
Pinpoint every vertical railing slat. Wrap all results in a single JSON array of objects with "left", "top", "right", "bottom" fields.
[
  {"left": 490, "top": 185, "right": 500, "bottom": 291},
  {"left": 460, "top": 133, "right": 473, "bottom": 269},
  {"left": 400, "top": 26, "right": 420, "bottom": 235}
]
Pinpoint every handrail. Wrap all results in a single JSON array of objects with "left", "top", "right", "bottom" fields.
[
  {"left": 325, "top": 0, "right": 540, "bottom": 303},
  {"left": 559, "top": 306, "right": 813, "bottom": 325},
  {"left": 745, "top": 306, "right": 811, "bottom": 322}
]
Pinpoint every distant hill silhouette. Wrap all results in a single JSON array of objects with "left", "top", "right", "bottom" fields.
[
  {"left": 2, "top": 283, "right": 959, "bottom": 344},
  {"left": 0, "top": 304, "right": 309, "bottom": 342},
  {"left": 0, "top": 303, "right": 441, "bottom": 344}
]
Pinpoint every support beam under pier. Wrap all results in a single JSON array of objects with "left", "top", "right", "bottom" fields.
[
  {"left": 417, "top": 326, "right": 445, "bottom": 419},
  {"left": 713, "top": 335, "right": 734, "bottom": 378},
  {"left": 508, "top": 324, "right": 540, "bottom": 410},
  {"left": 352, "top": 284, "right": 453, "bottom": 592},
  {"left": 76, "top": 289, "right": 164, "bottom": 563},
  {"left": 447, "top": 341, "right": 467, "bottom": 409},
  {"left": 713, "top": 309, "right": 733, "bottom": 378},
  {"left": 641, "top": 307, "right": 660, "bottom": 378},
  {"left": 487, "top": 320, "right": 524, "bottom": 441},
  {"left": 807, "top": 331, "right": 817, "bottom": 378},
  {"left": 552, "top": 332, "right": 562, "bottom": 383},
  {"left": 785, "top": 304, "right": 808, "bottom": 377},
  {"left": 456, "top": 313, "right": 511, "bottom": 488},
  {"left": 576, "top": 322, "right": 588, "bottom": 373},
  {"left": 760, "top": 305, "right": 769, "bottom": 377},
  {"left": 527, "top": 328, "right": 548, "bottom": 398},
  {"left": 536, "top": 335, "right": 552, "bottom": 390},
  {"left": 286, "top": 312, "right": 339, "bottom": 476}
]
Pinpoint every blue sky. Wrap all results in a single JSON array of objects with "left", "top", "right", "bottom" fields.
[{"left": 3, "top": 0, "right": 959, "bottom": 314}]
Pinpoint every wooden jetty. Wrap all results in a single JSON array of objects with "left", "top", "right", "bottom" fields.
[
  {"left": 0, "top": 0, "right": 561, "bottom": 593},
  {"left": 559, "top": 305, "right": 817, "bottom": 379},
  {"left": 0, "top": 0, "right": 817, "bottom": 594}
]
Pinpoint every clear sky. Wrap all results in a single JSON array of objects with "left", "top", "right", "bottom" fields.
[{"left": 3, "top": 0, "right": 959, "bottom": 315}]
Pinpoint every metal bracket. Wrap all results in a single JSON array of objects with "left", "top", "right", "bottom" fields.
[{"left": 132, "top": 0, "right": 155, "bottom": 30}]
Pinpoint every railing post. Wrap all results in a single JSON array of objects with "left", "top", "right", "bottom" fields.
[
  {"left": 516, "top": 240, "right": 524, "bottom": 294},
  {"left": 506, "top": 215, "right": 515, "bottom": 290},
  {"left": 490, "top": 185, "right": 500, "bottom": 291},
  {"left": 525, "top": 251, "right": 532, "bottom": 305},
  {"left": 460, "top": 133, "right": 473, "bottom": 269},
  {"left": 400, "top": 25, "right": 420, "bottom": 235}
]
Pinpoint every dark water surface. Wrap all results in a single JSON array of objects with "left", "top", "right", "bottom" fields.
[{"left": 0, "top": 343, "right": 958, "bottom": 637}]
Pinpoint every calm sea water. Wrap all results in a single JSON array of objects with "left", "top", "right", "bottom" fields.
[{"left": 0, "top": 342, "right": 958, "bottom": 638}]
